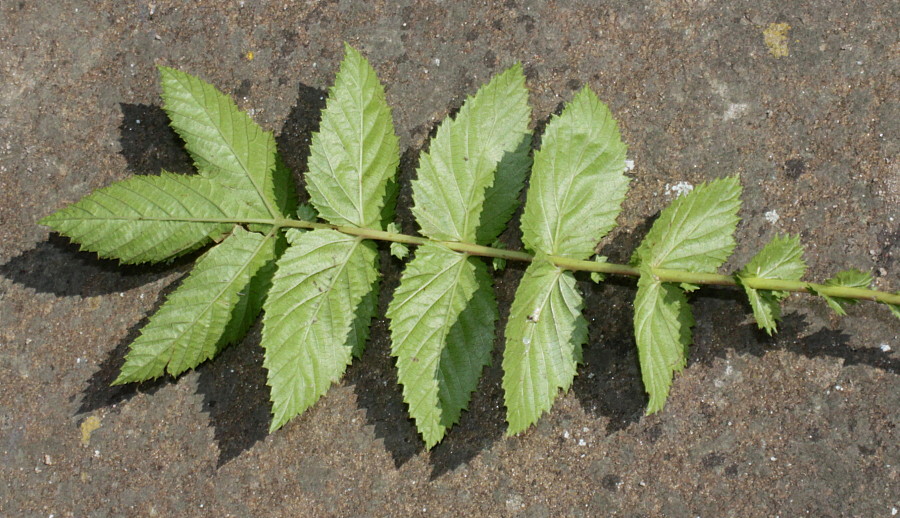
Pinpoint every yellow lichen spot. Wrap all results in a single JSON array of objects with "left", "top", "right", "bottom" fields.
[
  {"left": 763, "top": 23, "right": 791, "bottom": 58},
  {"left": 80, "top": 415, "right": 102, "bottom": 447},
  {"left": 245, "top": 51, "right": 254, "bottom": 61}
]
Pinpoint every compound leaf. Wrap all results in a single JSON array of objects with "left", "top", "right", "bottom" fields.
[
  {"left": 306, "top": 44, "right": 400, "bottom": 229},
  {"left": 503, "top": 258, "right": 586, "bottom": 434},
  {"left": 811, "top": 268, "right": 873, "bottom": 316},
  {"left": 736, "top": 235, "right": 806, "bottom": 334},
  {"left": 113, "top": 227, "right": 276, "bottom": 384},
  {"left": 521, "top": 87, "right": 630, "bottom": 259},
  {"left": 632, "top": 176, "right": 742, "bottom": 272},
  {"left": 40, "top": 172, "right": 263, "bottom": 264},
  {"left": 633, "top": 266, "right": 695, "bottom": 414},
  {"left": 411, "top": 64, "right": 531, "bottom": 242},
  {"left": 387, "top": 244, "right": 494, "bottom": 448},
  {"left": 262, "top": 229, "right": 379, "bottom": 431},
  {"left": 159, "top": 66, "right": 283, "bottom": 217}
]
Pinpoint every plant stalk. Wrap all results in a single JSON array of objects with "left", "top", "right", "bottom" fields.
[{"left": 267, "top": 217, "right": 899, "bottom": 305}]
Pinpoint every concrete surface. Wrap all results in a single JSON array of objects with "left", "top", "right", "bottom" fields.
[{"left": 1, "top": 1, "right": 897, "bottom": 516}]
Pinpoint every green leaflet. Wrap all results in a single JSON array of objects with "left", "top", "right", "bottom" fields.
[
  {"left": 219, "top": 238, "right": 281, "bottom": 352},
  {"left": 411, "top": 64, "right": 531, "bottom": 242},
  {"left": 476, "top": 134, "right": 533, "bottom": 246},
  {"left": 386, "top": 223, "right": 410, "bottom": 260},
  {"left": 262, "top": 229, "right": 379, "bottom": 431},
  {"left": 387, "top": 244, "right": 496, "bottom": 448},
  {"left": 590, "top": 256, "right": 609, "bottom": 284},
  {"left": 306, "top": 44, "right": 400, "bottom": 229},
  {"left": 501, "top": 87, "right": 627, "bottom": 433},
  {"left": 113, "top": 227, "right": 276, "bottom": 384},
  {"left": 630, "top": 177, "right": 740, "bottom": 413},
  {"left": 633, "top": 265, "right": 695, "bottom": 414},
  {"left": 521, "top": 87, "right": 630, "bottom": 259},
  {"left": 737, "top": 235, "right": 807, "bottom": 335},
  {"left": 810, "top": 269, "right": 872, "bottom": 316},
  {"left": 887, "top": 299, "right": 900, "bottom": 320},
  {"left": 503, "top": 259, "right": 585, "bottom": 434},
  {"left": 437, "top": 262, "right": 496, "bottom": 432},
  {"left": 39, "top": 172, "right": 263, "bottom": 264},
  {"left": 632, "top": 177, "right": 742, "bottom": 271},
  {"left": 159, "top": 66, "right": 285, "bottom": 217}
]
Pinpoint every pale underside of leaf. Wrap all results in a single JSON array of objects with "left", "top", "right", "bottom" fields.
[
  {"left": 262, "top": 229, "right": 379, "bottom": 432},
  {"left": 159, "top": 66, "right": 281, "bottom": 216},
  {"left": 737, "top": 235, "right": 806, "bottom": 335},
  {"left": 306, "top": 44, "right": 400, "bottom": 229},
  {"left": 40, "top": 172, "right": 264, "bottom": 264},
  {"left": 503, "top": 259, "right": 586, "bottom": 435},
  {"left": 113, "top": 227, "right": 276, "bottom": 384},
  {"left": 633, "top": 176, "right": 742, "bottom": 272},
  {"left": 387, "top": 244, "right": 495, "bottom": 448},
  {"left": 633, "top": 268, "right": 695, "bottom": 414},
  {"left": 411, "top": 64, "right": 531, "bottom": 242},
  {"left": 521, "top": 87, "right": 630, "bottom": 259}
]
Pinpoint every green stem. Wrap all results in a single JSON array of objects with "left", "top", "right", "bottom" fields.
[{"left": 271, "top": 217, "right": 900, "bottom": 305}]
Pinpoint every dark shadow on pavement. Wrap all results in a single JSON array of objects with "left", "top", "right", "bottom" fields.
[
  {"left": 274, "top": 82, "right": 327, "bottom": 207},
  {"left": 347, "top": 245, "right": 424, "bottom": 468},
  {"left": 195, "top": 325, "right": 272, "bottom": 467},
  {"left": 574, "top": 277, "right": 646, "bottom": 434},
  {"left": 74, "top": 269, "right": 187, "bottom": 415},
  {"left": 0, "top": 234, "right": 187, "bottom": 298},
  {"left": 118, "top": 103, "right": 194, "bottom": 176}
]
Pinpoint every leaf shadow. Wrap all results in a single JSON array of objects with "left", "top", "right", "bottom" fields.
[
  {"left": 573, "top": 281, "right": 899, "bottom": 436},
  {"left": 570, "top": 212, "right": 659, "bottom": 433},
  {"left": 0, "top": 234, "right": 188, "bottom": 298},
  {"left": 688, "top": 290, "right": 899, "bottom": 373},
  {"left": 275, "top": 82, "right": 327, "bottom": 207},
  {"left": 195, "top": 324, "right": 272, "bottom": 467},
  {"left": 347, "top": 246, "right": 424, "bottom": 468},
  {"left": 73, "top": 268, "right": 189, "bottom": 415},
  {"left": 118, "top": 103, "right": 194, "bottom": 176},
  {"left": 574, "top": 277, "right": 645, "bottom": 433}
]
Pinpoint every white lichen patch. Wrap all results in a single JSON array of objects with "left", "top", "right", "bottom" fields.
[
  {"left": 764, "top": 210, "right": 780, "bottom": 224},
  {"left": 665, "top": 181, "right": 694, "bottom": 197},
  {"left": 723, "top": 102, "right": 750, "bottom": 121}
]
